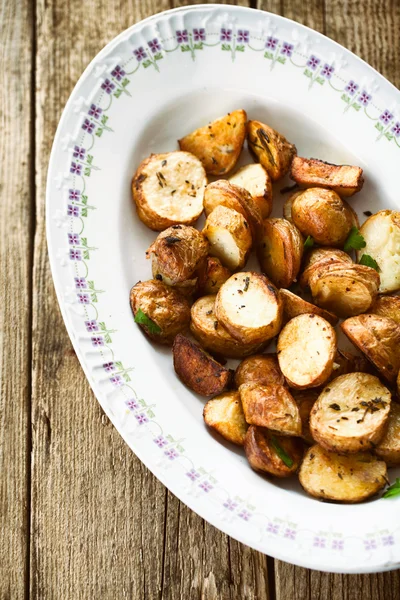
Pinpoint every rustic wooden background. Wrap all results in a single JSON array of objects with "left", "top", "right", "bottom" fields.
[{"left": 1, "top": 0, "right": 400, "bottom": 598}]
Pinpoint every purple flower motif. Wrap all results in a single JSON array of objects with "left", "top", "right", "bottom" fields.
[
  {"left": 220, "top": 28, "right": 232, "bottom": 42},
  {"left": 238, "top": 509, "right": 251, "bottom": 521},
  {"left": 199, "top": 480, "right": 213, "bottom": 493},
  {"left": 267, "top": 523, "right": 279, "bottom": 534},
  {"left": 88, "top": 104, "right": 102, "bottom": 119},
  {"left": 359, "top": 90, "right": 372, "bottom": 106},
  {"left": 85, "top": 320, "right": 98, "bottom": 332},
  {"left": 281, "top": 42, "right": 294, "bottom": 57},
  {"left": 154, "top": 435, "right": 168, "bottom": 448},
  {"left": 380, "top": 109, "right": 393, "bottom": 124},
  {"left": 103, "top": 362, "right": 115, "bottom": 372},
  {"left": 82, "top": 119, "right": 95, "bottom": 134},
  {"left": 382, "top": 535, "right": 394, "bottom": 546},
  {"left": 69, "top": 189, "right": 80, "bottom": 201},
  {"left": 148, "top": 38, "right": 161, "bottom": 54},
  {"left": 69, "top": 249, "right": 81, "bottom": 261},
  {"left": 332, "top": 540, "right": 344, "bottom": 551},
  {"left": 223, "top": 498, "right": 237, "bottom": 511},
  {"left": 176, "top": 30, "right": 189, "bottom": 44},
  {"left": 364, "top": 539, "right": 377, "bottom": 551},
  {"left": 77, "top": 293, "right": 90, "bottom": 304},
  {"left": 68, "top": 233, "right": 80, "bottom": 245},
  {"left": 91, "top": 336, "right": 104, "bottom": 347},
  {"left": 101, "top": 79, "right": 115, "bottom": 95},
  {"left": 73, "top": 145, "right": 86, "bottom": 160},
  {"left": 237, "top": 30, "right": 249, "bottom": 43},
  {"left": 321, "top": 63, "right": 335, "bottom": 79},
  {"left": 125, "top": 398, "right": 138, "bottom": 410},
  {"left": 110, "top": 375, "right": 122, "bottom": 387},
  {"left": 265, "top": 36, "right": 278, "bottom": 50},
  {"left": 111, "top": 65, "right": 126, "bottom": 80},
  {"left": 135, "top": 413, "right": 149, "bottom": 425},
  {"left": 345, "top": 80, "right": 359, "bottom": 95},
  {"left": 307, "top": 55, "right": 320, "bottom": 70},
  {"left": 164, "top": 448, "right": 179, "bottom": 460},
  {"left": 70, "top": 162, "right": 82, "bottom": 175},
  {"left": 133, "top": 47, "right": 147, "bottom": 61},
  {"left": 391, "top": 122, "right": 400, "bottom": 137},
  {"left": 67, "top": 204, "right": 80, "bottom": 218},
  {"left": 74, "top": 277, "right": 86, "bottom": 289},
  {"left": 284, "top": 528, "right": 296, "bottom": 540},
  {"left": 186, "top": 469, "right": 200, "bottom": 481},
  {"left": 193, "top": 28, "right": 206, "bottom": 42},
  {"left": 313, "top": 536, "right": 326, "bottom": 548}
]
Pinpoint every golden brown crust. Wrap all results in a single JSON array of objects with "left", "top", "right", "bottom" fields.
[
  {"left": 247, "top": 120, "right": 297, "bottom": 181},
  {"left": 234, "top": 354, "right": 285, "bottom": 388},
  {"left": 239, "top": 383, "right": 302, "bottom": 435},
  {"left": 282, "top": 190, "right": 303, "bottom": 222},
  {"left": 279, "top": 288, "right": 339, "bottom": 326},
  {"left": 290, "top": 156, "right": 364, "bottom": 197},
  {"left": 299, "top": 248, "right": 353, "bottom": 288},
  {"left": 257, "top": 218, "right": 304, "bottom": 288},
  {"left": 203, "top": 391, "right": 248, "bottom": 445},
  {"left": 375, "top": 402, "right": 400, "bottom": 466},
  {"left": 196, "top": 256, "right": 232, "bottom": 296},
  {"left": 229, "top": 163, "right": 273, "bottom": 219},
  {"left": 292, "top": 390, "right": 320, "bottom": 444},
  {"left": 244, "top": 426, "right": 303, "bottom": 478},
  {"left": 202, "top": 205, "right": 253, "bottom": 270},
  {"left": 327, "top": 349, "right": 374, "bottom": 382},
  {"left": 369, "top": 295, "right": 400, "bottom": 326}
]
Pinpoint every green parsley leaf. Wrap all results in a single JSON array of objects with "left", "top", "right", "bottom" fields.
[
  {"left": 344, "top": 227, "right": 366, "bottom": 252},
  {"left": 134, "top": 308, "right": 162, "bottom": 335},
  {"left": 359, "top": 254, "right": 380, "bottom": 272},
  {"left": 270, "top": 435, "right": 293, "bottom": 468},
  {"left": 383, "top": 478, "right": 400, "bottom": 498},
  {"left": 304, "top": 235, "right": 314, "bottom": 249}
]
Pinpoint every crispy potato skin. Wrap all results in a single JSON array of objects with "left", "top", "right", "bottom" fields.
[
  {"left": 229, "top": 163, "right": 273, "bottom": 219},
  {"left": 277, "top": 314, "right": 337, "bottom": 389},
  {"left": 132, "top": 151, "right": 206, "bottom": 231},
  {"left": 130, "top": 280, "right": 191, "bottom": 345},
  {"left": 244, "top": 426, "right": 303, "bottom": 477},
  {"left": 398, "top": 370, "right": 400, "bottom": 397},
  {"left": 341, "top": 314, "right": 400, "bottom": 384},
  {"left": 173, "top": 334, "right": 232, "bottom": 397},
  {"left": 257, "top": 218, "right": 304, "bottom": 289},
  {"left": 247, "top": 121, "right": 297, "bottom": 181},
  {"left": 290, "top": 157, "right": 364, "bottom": 197},
  {"left": 203, "top": 391, "right": 248, "bottom": 445},
  {"left": 178, "top": 109, "right": 247, "bottom": 175},
  {"left": 370, "top": 295, "right": 400, "bottom": 326},
  {"left": 239, "top": 383, "right": 302, "bottom": 435},
  {"left": 375, "top": 402, "right": 400, "bottom": 466},
  {"left": 203, "top": 205, "right": 253, "bottom": 270},
  {"left": 299, "top": 444, "right": 387, "bottom": 503},
  {"left": 299, "top": 248, "right": 352, "bottom": 288},
  {"left": 327, "top": 349, "right": 374, "bottom": 382},
  {"left": 282, "top": 190, "right": 303, "bottom": 222},
  {"left": 292, "top": 390, "right": 320, "bottom": 444},
  {"left": 310, "top": 373, "right": 391, "bottom": 454},
  {"left": 234, "top": 354, "right": 285, "bottom": 388},
  {"left": 197, "top": 256, "right": 232, "bottom": 296},
  {"left": 279, "top": 289, "right": 339, "bottom": 326}
]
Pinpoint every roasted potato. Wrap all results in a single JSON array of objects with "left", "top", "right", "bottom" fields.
[
  {"left": 228, "top": 163, "right": 273, "bottom": 219},
  {"left": 299, "top": 444, "right": 387, "bottom": 503},
  {"left": 328, "top": 349, "right": 373, "bottom": 381},
  {"left": 277, "top": 314, "right": 336, "bottom": 389},
  {"left": 279, "top": 289, "right": 339, "bottom": 326},
  {"left": 173, "top": 334, "right": 232, "bottom": 397},
  {"left": 398, "top": 370, "right": 400, "bottom": 397},
  {"left": 341, "top": 314, "right": 400, "bottom": 384},
  {"left": 291, "top": 188, "right": 355, "bottom": 247},
  {"left": 239, "top": 383, "right": 301, "bottom": 435},
  {"left": 247, "top": 120, "right": 297, "bottom": 181},
  {"left": 282, "top": 190, "right": 302, "bottom": 222},
  {"left": 257, "top": 218, "right": 304, "bottom": 289},
  {"left": 369, "top": 295, "right": 400, "bottom": 326},
  {"left": 299, "top": 247, "right": 353, "bottom": 288},
  {"left": 190, "top": 295, "right": 265, "bottom": 358},
  {"left": 203, "top": 205, "right": 253, "bottom": 270},
  {"left": 234, "top": 354, "right": 285, "bottom": 388},
  {"left": 292, "top": 390, "right": 319, "bottom": 444},
  {"left": 310, "top": 373, "right": 391, "bottom": 454},
  {"left": 178, "top": 109, "right": 247, "bottom": 175},
  {"left": 132, "top": 151, "right": 206, "bottom": 231},
  {"left": 244, "top": 426, "right": 303, "bottom": 477},
  {"left": 375, "top": 402, "right": 400, "bottom": 466},
  {"left": 215, "top": 272, "right": 283, "bottom": 345},
  {"left": 203, "top": 391, "right": 248, "bottom": 445},
  {"left": 290, "top": 157, "right": 364, "bottom": 197},
  {"left": 130, "top": 279, "right": 191, "bottom": 344},
  {"left": 197, "top": 256, "right": 232, "bottom": 296}
]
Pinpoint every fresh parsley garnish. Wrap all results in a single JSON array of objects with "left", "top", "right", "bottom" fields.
[
  {"left": 134, "top": 308, "right": 161, "bottom": 335},
  {"left": 344, "top": 227, "right": 366, "bottom": 252},
  {"left": 359, "top": 254, "right": 380, "bottom": 272},
  {"left": 270, "top": 435, "right": 293, "bottom": 468},
  {"left": 383, "top": 478, "right": 400, "bottom": 498},
  {"left": 304, "top": 235, "right": 314, "bottom": 249}
]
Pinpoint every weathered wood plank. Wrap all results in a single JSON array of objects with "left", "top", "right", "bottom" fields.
[{"left": 0, "top": 1, "right": 33, "bottom": 598}]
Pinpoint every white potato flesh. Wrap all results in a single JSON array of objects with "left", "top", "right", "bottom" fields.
[
  {"left": 203, "top": 391, "right": 248, "bottom": 446},
  {"left": 207, "top": 228, "right": 241, "bottom": 269},
  {"left": 229, "top": 164, "right": 272, "bottom": 218},
  {"left": 203, "top": 205, "right": 252, "bottom": 270}
]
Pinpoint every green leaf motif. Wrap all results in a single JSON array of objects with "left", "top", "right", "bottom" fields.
[
  {"left": 83, "top": 250, "right": 89, "bottom": 260},
  {"left": 134, "top": 307, "right": 162, "bottom": 335},
  {"left": 101, "top": 115, "right": 108, "bottom": 125},
  {"left": 81, "top": 237, "right": 87, "bottom": 247},
  {"left": 353, "top": 103, "right": 361, "bottom": 111},
  {"left": 383, "top": 478, "right": 400, "bottom": 498},
  {"left": 264, "top": 51, "right": 273, "bottom": 59},
  {"left": 88, "top": 281, "right": 95, "bottom": 290},
  {"left": 104, "top": 333, "right": 112, "bottom": 344},
  {"left": 236, "top": 44, "right": 245, "bottom": 52},
  {"left": 385, "top": 133, "right": 394, "bottom": 141},
  {"left": 81, "top": 208, "right": 88, "bottom": 217},
  {"left": 341, "top": 93, "right": 350, "bottom": 104},
  {"left": 359, "top": 254, "right": 380, "bottom": 271},
  {"left": 181, "top": 44, "right": 191, "bottom": 52},
  {"left": 147, "top": 409, "right": 155, "bottom": 418},
  {"left": 166, "top": 434, "right": 174, "bottom": 443},
  {"left": 344, "top": 227, "right": 366, "bottom": 251},
  {"left": 84, "top": 168, "right": 91, "bottom": 177},
  {"left": 304, "top": 69, "right": 313, "bottom": 78},
  {"left": 95, "top": 128, "right": 103, "bottom": 137},
  {"left": 91, "top": 293, "right": 98, "bottom": 303},
  {"left": 99, "top": 322, "right": 106, "bottom": 331},
  {"left": 114, "top": 89, "right": 122, "bottom": 98},
  {"left": 277, "top": 56, "right": 286, "bottom": 64},
  {"left": 177, "top": 444, "right": 184, "bottom": 453},
  {"left": 375, "top": 122, "right": 384, "bottom": 132},
  {"left": 142, "top": 60, "right": 152, "bottom": 69},
  {"left": 123, "top": 374, "right": 131, "bottom": 382},
  {"left": 316, "top": 76, "right": 325, "bottom": 85},
  {"left": 193, "top": 42, "right": 203, "bottom": 50},
  {"left": 87, "top": 154, "right": 93, "bottom": 164},
  {"left": 222, "top": 43, "right": 231, "bottom": 51},
  {"left": 81, "top": 195, "right": 88, "bottom": 204},
  {"left": 121, "top": 78, "right": 130, "bottom": 87},
  {"left": 154, "top": 52, "right": 163, "bottom": 61},
  {"left": 139, "top": 399, "right": 146, "bottom": 407},
  {"left": 115, "top": 361, "right": 123, "bottom": 370}
]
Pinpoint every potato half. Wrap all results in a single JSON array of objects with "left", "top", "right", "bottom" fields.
[
  {"left": 132, "top": 151, "right": 206, "bottom": 231},
  {"left": 279, "top": 289, "right": 339, "bottom": 326},
  {"left": 370, "top": 295, "right": 400, "bottom": 326},
  {"left": 203, "top": 205, "right": 253, "bottom": 270},
  {"left": 292, "top": 390, "right": 320, "bottom": 444},
  {"left": 358, "top": 210, "right": 400, "bottom": 293},
  {"left": 203, "top": 391, "right": 248, "bottom": 445},
  {"left": 244, "top": 426, "right": 303, "bottom": 477},
  {"left": 247, "top": 120, "right": 297, "bottom": 181},
  {"left": 341, "top": 314, "right": 400, "bottom": 384},
  {"left": 197, "top": 256, "right": 232, "bottom": 296},
  {"left": 239, "top": 383, "right": 301, "bottom": 435},
  {"left": 229, "top": 163, "right": 273, "bottom": 219},
  {"left": 257, "top": 218, "right": 304, "bottom": 289},
  {"left": 234, "top": 354, "right": 285, "bottom": 388},
  {"left": 290, "top": 157, "right": 364, "bottom": 197},
  {"left": 299, "top": 444, "right": 387, "bottom": 503},
  {"left": 130, "top": 279, "right": 191, "bottom": 345},
  {"left": 178, "top": 109, "right": 247, "bottom": 175},
  {"left": 283, "top": 190, "right": 303, "bottom": 222},
  {"left": 310, "top": 373, "right": 391, "bottom": 454},
  {"left": 215, "top": 272, "right": 283, "bottom": 345},
  {"left": 299, "top": 247, "right": 353, "bottom": 288},
  {"left": 277, "top": 314, "right": 336, "bottom": 389},
  {"left": 375, "top": 402, "right": 400, "bottom": 466}
]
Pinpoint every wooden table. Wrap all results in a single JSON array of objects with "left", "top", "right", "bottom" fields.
[{"left": 2, "top": 0, "right": 400, "bottom": 597}]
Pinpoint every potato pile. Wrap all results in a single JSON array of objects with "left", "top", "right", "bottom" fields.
[{"left": 130, "top": 109, "right": 400, "bottom": 503}]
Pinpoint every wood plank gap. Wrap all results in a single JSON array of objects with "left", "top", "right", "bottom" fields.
[
  {"left": 267, "top": 556, "right": 276, "bottom": 600},
  {"left": 159, "top": 488, "right": 169, "bottom": 600}
]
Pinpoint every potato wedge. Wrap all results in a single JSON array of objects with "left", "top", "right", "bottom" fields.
[
  {"left": 247, "top": 120, "right": 297, "bottom": 181},
  {"left": 290, "top": 157, "right": 364, "bottom": 197},
  {"left": 229, "top": 163, "right": 273, "bottom": 219},
  {"left": 292, "top": 390, "right": 319, "bottom": 444},
  {"left": 130, "top": 279, "right": 191, "bottom": 345},
  {"left": 277, "top": 314, "right": 336, "bottom": 389},
  {"left": 203, "top": 391, "right": 248, "bottom": 445},
  {"left": 310, "top": 373, "right": 391, "bottom": 454},
  {"left": 299, "top": 247, "right": 353, "bottom": 288},
  {"left": 279, "top": 289, "right": 339, "bottom": 326},
  {"left": 190, "top": 295, "right": 266, "bottom": 358},
  {"left": 215, "top": 272, "right": 283, "bottom": 345},
  {"left": 257, "top": 218, "right": 304, "bottom": 288},
  {"left": 234, "top": 354, "right": 285, "bottom": 388},
  {"left": 375, "top": 402, "right": 400, "bottom": 466},
  {"left": 299, "top": 444, "right": 387, "bottom": 503},
  {"left": 132, "top": 151, "right": 206, "bottom": 231},
  {"left": 283, "top": 190, "right": 303, "bottom": 222},
  {"left": 178, "top": 109, "right": 247, "bottom": 175},
  {"left": 147, "top": 225, "right": 209, "bottom": 286},
  {"left": 239, "top": 383, "right": 301, "bottom": 435},
  {"left": 341, "top": 314, "right": 400, "bottom": 384},
  {"left": 244, "top": 426, "right": 303, "bottom": 477},
  {"left": 358, "top": 210, "right": 400, "bottom": 293},
  {"left": 370, "top": 295, "right": 400, "bottom": 326},
  {"left": 291, "top": 188, "right": 355, "bottom": 246},
  {"left": 203, "top": 205, "right": 252, "bottom": 270},
  {"left": 197, "top": 256, "right": 232, "bottom": 296}
]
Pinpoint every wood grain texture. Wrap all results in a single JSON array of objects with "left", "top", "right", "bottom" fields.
[{"left": 0, "top": 1, "right": 33, "bottom": 598}]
